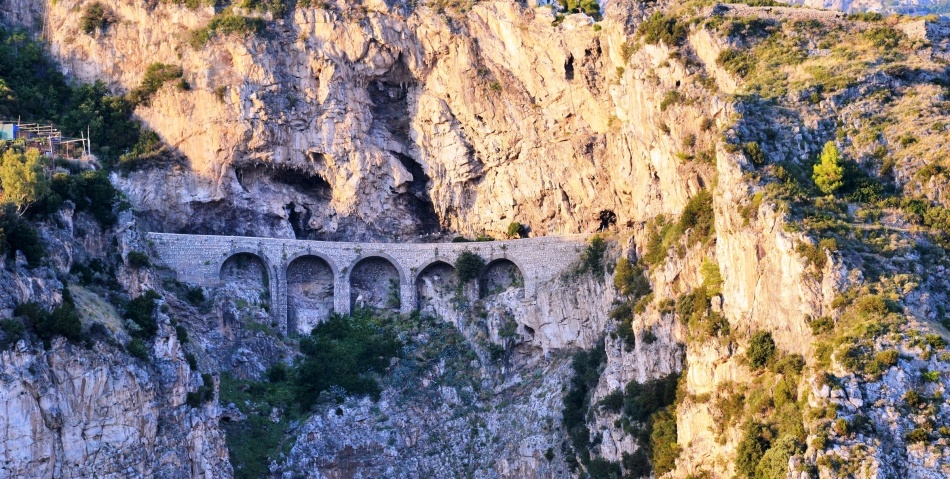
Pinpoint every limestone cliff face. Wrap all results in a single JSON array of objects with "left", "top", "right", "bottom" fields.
[
  {"left": 0, "top": 334, "right": 230, "bottom": 479},
  {"left": 0, "top": 207, "right": 231, "bottom": 478},
  {"left": 6, "top": 1, "right": 942, "bottom": 478},
  {"left": 40, "top": 0, "right": 707, "bottom": 240}
]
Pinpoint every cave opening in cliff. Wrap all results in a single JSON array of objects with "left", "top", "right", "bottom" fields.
[
  {"left": 369, "top": 54, "right": 415, "bottom": 146},
  {"left": 394, "top": 152, "right": 440, "bottom": 234},
  {"left": 565, "top": 54, "right": 574, "bottom": 80}
]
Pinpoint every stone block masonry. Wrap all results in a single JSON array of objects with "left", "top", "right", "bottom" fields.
[{"left": 146, "top": 232, "right": 588, "bottom": 335}]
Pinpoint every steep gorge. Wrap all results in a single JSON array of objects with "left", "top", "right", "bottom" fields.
[{"left": 1, "top": 0, "right": 950, "bottom": 478}]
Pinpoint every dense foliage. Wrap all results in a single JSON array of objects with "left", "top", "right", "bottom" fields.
[
  {"left": 454, "top": 250, "right": 486, "bottom": 283},
  {"left": 294, "top": 310, "right": 401, "bottom": 408},
  {"left": 0, "top": 28, "right": 143, "bottom": 168},
  {"left": 124, "top": 289, "right": 161, "bottom": 340},
  {"left": 562, "top": 341, "right": 607, "bottom": 469},
  {"left": 12, "top": 286, "right": 82, "bottom": 347}
]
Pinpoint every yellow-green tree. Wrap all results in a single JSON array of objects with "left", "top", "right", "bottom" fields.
[
  {"left": 0, "top": 148, "right": 49, "bottom": 215},
  {"left": 812, "top": 141, "right": 844, "bottom": 195}
]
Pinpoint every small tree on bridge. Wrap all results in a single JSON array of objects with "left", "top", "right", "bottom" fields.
[{"left": 455, "top": 251, "right": 486, "bottom": 283}]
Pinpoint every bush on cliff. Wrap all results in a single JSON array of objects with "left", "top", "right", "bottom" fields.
[{"left": 294, "top": 310, "right": 400, "bottom": 409}]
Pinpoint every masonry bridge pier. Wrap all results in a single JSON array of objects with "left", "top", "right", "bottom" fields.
[{"left": 146, "top": 233, "right": 587, "bottom": 335}]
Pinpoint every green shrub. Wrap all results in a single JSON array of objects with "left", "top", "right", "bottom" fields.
[
  {"left": 875, "top": 350, "right": 899, "bottom": 367},
  {"left": 557, "top": 0, "right": 600, "bottom": 19},
  {"left": 622, "top": 449, "right": 651, "bottom": 478},
  {"left": 586, "top": 457, "right": 620, "bottom": 478},
  {"left": 925, "top": 334, "right": 947, "bottom": 350},
  {"left": 599, "top": 389, "right": 624, "bottom": 413},
  {"left": 0, "top": 203, "right": 45, "bottom": 267},
  {"left": 186, "top": 373, "right": 216, "bottom": 407},
  {"left": 124, "top": 289, "right": 161, "bottom": 339},
  {"left": 623, "top": 373, "right": 679, "bottom": 423},
  {"left": 14, "top": 287, "right": 82, "bottom": 345},
  {"left": 126, "top": 251, "right": 151, "bottom": 269},
  {"left": 813, "top": 142, "right": 844, "bottom": 195},
  {"left": 747, "top": 331, "right": 775, "bottom": 369},
  {"left": 51, "top": 170, "right": 119, "bottom": 226},
  {"left": 454, "top": 251, "right": 485, "bottom": 283},
  {"left": 506, "top": 221, "right": 525, "bottom": 238},
  {"left": 0, "top": 318, "right": 25, "bottom": 348},
  {"left": 129, "top": 63, "right": 184, "bottom": 106},
  {"left": 185, "top": 352, "right": 198, "bottom": 370},
  {"left": 742, "top": 142, "right": 767, "bottom": 166},
  {"left": 848, "top": 12, "right": 883, "bottom": 22},
  {"left": 562, "top": 341, "right": 607, "bottom": 465},
  {"left": 660, "top": 90, "right": 683, "bottom": 111},
  {"left": 613, "top": 257, "right": 651, "bottom": 299},
  {"left": 903, "top": 390, "right": 923, "bottom": 409},
  {"left": 680, "top": 189, "right": 715, "bottom": 246},
  {"left": 638, "top": 12, "right": 688, "bottom": 46},
  {"left": 863, "top": 26, "right": 904, "bottom": 49},
  {"left": 736, "top": 421, "right": 772, "bottom": 478},
  {"left": 700, "top": 260, "right": 723, "bottom": 296},
  {"left": 294, "top": 310, "right": 400, "bottom": 409},
  {"left": 717, "top": 49, "right": 756, "bottom": 78},
  {"left": 809, "top": 316, "right": 834, "bottom": 335},
  {"left": 185, "top": 286, "right": 206, "bottom": 306},
  {"left": 650, "top": 408, "right": 681, "bottom": 476},
  {"left": 578, "top": 235, "right": 608, "bottom": 276},
  {"left": 127, "top": 337, "right": 149, "bottom": 361},
  {"left": 905, "top": 428, "right": 930, "bottom": 443},
  {"left": 754, "top": 435, "right": 803, "bottom": 479},
  {"left": 853, "top": 295, "right": 888, "bottom": 319},
  {"left": 175, "top": 325, "right": 189, "bottom": 344},
  {"left": 266, "top": 363, "right": 289, "bottom": 383},
  {"left": 190, "top": 13, "right": 266, "bottom": 49},
  {"left": 79, "top": 2, "right": 115, "bottom": 35}
]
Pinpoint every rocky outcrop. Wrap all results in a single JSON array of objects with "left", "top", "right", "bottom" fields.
[
  {"left": 0, "top": 325, "right": 230, "bottom": 478},
  {"left": 34, "top": 0, "right": 711, "bottom": 241}
]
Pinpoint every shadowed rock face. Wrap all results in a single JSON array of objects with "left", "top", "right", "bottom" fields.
[
  {"left": 38, "top": 0, "right": 712, "bottom": 241},
  {"left": 287, "top": 255, "right": 334, "bottom": 335},
  {"left": 350, "top": 257, "right": 401, "bottom": 311},
  {"left": 416, "top": 261, "right": 456, "bottom": 315}
]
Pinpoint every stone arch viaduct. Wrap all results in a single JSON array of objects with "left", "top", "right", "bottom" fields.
[{"left": 146, "top": 232, "right": 587, "bottom": 334}]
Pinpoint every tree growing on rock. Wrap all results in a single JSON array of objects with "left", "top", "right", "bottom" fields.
[
  {"left": 0, "top": 148, "right": 49, "bottom": 216},
  {"left": 557, "top": 0, "right": 600, "bottom": 19},
  {"left": 812, "top": 141, "right": 844, "bottom": 195},
  {"left": 455, "top": 251, "right": 486, "bottom": 283}
]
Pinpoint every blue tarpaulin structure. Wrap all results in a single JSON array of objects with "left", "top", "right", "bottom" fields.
[{"left": 0, "top": 123, "right": 18, "bottom": 140}]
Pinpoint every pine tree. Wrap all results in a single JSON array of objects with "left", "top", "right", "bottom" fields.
[{"left": 812, "top": 141, "right": 844, "bottom": 195}]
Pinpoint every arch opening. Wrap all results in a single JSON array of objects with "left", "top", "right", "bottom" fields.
[
  {"left": 219, "top": 252, "right": 270, "bottom": 308},
  {"left": 480, "top": 259, "right": 524, "bottom": 299},
  {"left": 415, "top": 261, "right": 456, "bottom": 315},
  {"left": 350, "top": 256, "right": 401, "bottom": 311},
  {"left": 287, "top": 255, "right": 334, "bottom": 335}
]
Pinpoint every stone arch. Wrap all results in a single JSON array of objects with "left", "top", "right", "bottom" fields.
[
  {"left": 219, "top": 251, "right": 271, "bottom": 306},
  {"left": 286, "top": 255, "right": 335, "bottom": 335},
  {"left": 348, "top": 254, "right": 404, "bottom": 311},
  {"left": 415, "top": 258, "right": 456, "bottom": 314},
  {"left": 480, "top": 257, "right": 525, "bottom": 299}
]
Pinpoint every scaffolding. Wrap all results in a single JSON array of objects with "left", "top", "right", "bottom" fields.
[{"left": 0, "top": 119, "right": 92, "bottom": 161}]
